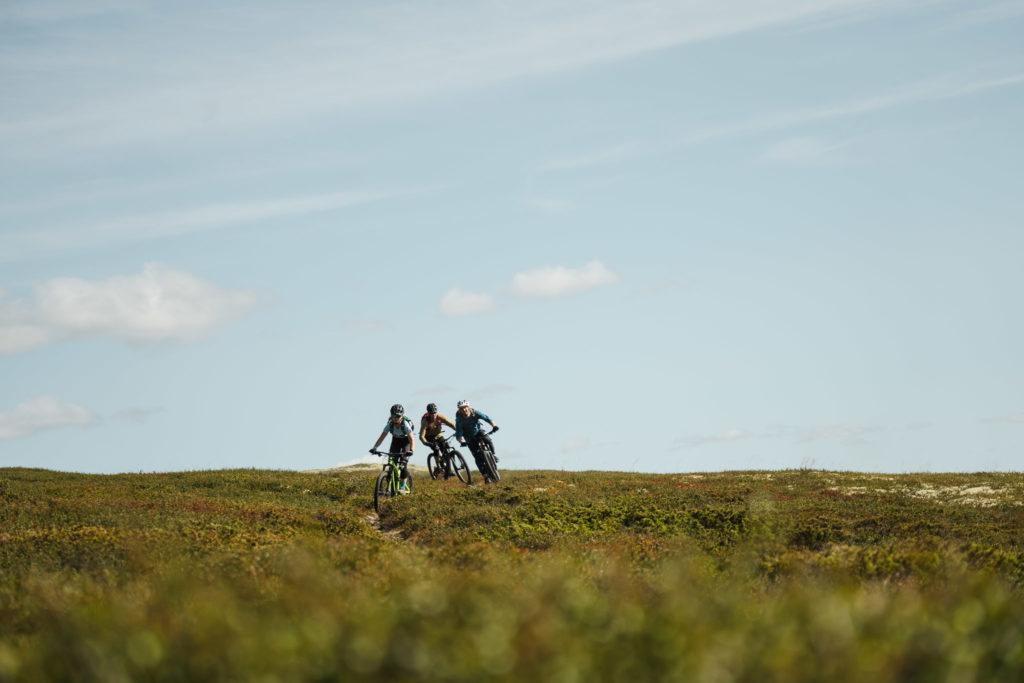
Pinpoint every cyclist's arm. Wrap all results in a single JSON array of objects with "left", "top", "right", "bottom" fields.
[
  {"left": 418, "top": 419, "right": 430, "bottom": 445},
  {"left": 440, "top": 414, "right": 456, "bottom": 430},
  {"left": 474, "top": 409, "right": 497, "bottom": 429},
  {"left": 372, "top": 428, "right": 387, "bottom": 450}
]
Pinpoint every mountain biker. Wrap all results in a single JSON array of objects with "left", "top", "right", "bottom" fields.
[
  {"left": 454, "top": 399, "right": 498, "bottom": 473},
  {"left": 419, "top": 402, "right": 457, "bottom": 465},
  {"left": 370, "top": 404, "right": 415, "bottom": 494}
]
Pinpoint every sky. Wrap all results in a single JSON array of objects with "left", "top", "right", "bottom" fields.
[{"left": 1, "top": 0, "right": 1022, "bottom": 475}]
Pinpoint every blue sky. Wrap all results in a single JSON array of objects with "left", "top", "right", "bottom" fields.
[{"left": 2, "top": 0, "right": 1022, "bottom": 474}]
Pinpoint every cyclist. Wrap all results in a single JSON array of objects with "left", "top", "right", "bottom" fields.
[
  {"left": 370, "top": 404, "right": 415, "bottom": 494},
  {"left": 419, "top": 403, "right": 457, "bottom": 474},
  {"left": 454, "top": 399, "right": 499, "bottom": 473}
]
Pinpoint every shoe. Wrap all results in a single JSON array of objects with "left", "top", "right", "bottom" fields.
[{"left": 398, "top": 485, "right": 410, "bottom": 495}]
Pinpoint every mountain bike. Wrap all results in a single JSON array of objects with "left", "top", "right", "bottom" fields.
[
  {"left": 370, "top": 449, "right": 412, "bottom": 514},
  {"left": 470, "top": 427, "right": 500, "bottom": 483},
  {"left": 426, "top": 435, "right": 471, "bottom": 485}
]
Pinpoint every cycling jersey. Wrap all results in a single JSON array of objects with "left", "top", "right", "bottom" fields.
[
  {"left": 382, "top": 416, "right": 415, "bottom": 438},
  {"left": 455, "top": 409, "right": 492, "bottom": 441},
  {"left": 420, "top": 412, "right": 456, "bottom": 444}
]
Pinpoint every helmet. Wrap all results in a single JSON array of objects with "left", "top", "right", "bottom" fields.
[
  {"left": 426, "top": 403, "right": 438, "bottom": 414},
  {"left": 390, "top": 404, "right": 405, "bottom": 417},
  {"left": 457, "top": 400, "right": 469, "bottom": 409}
]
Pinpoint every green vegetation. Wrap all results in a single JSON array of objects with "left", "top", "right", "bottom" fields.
[{"left": 1, "top": 466, "right": 1023, "bottom": 681}]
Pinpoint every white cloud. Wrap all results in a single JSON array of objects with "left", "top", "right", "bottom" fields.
[
  {"left": 0, "top": 323, "right": 53, "bottom": 355},
  {"left": 675, "top": 429, "right": 749, "bottom": 449},
  {"left": 511, "top": 260, "right": 620, "bottom": 298},
  {"left": 0, "top": 397, "right": 96, "bottom": 440},
  {"left": 440, "top": 288, "right": 496, "bottom": 317},
  {"left": 0, "top": 263, "right": 258, "bottom": 354}
]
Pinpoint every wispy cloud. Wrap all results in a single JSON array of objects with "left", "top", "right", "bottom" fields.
[
  {"left": 675, "top": 429, "right": 750, "bottom": 449},
  {"left": 676, "top": 69, "right": 1024, "bottom": 149},
  {"left": 0, "top": 397, "right": 96, "bottom": 440},
  {"left": 111, "top": 407, "right": 163, "bottom": 424},
  {"left": 522, "top": 195, "right": 578, "bottom": 212},
  {"left": 0, "top": 189, "right": 420, "bottom": 262},
  {"left": 756, "top": 135, "right": 858, "bottom": 166},
  {"left": 982, "top": 412, "right": 1024, "bottom": 424},
  {"left": 469, "top": 384, "right": 516, "bottom": 401},
  {"left": 511, "top": 260, "right": 620, "bottom": 298},
  {"left": 537, "top": 142, "right": 644, "bottom": 172},
  {"left": 938, "top": 1, "right": 1024, "bottom": 31},
  {"left": 676, "top": 422, "right": 884, "bottom": 448},
  {"left": 765, "top": 423, "right": 880, "bottom": 445},
  {"left": 0, "top": 263, "right": 258, "bottom": 354},
  {"left": 3, "top": 0, "right": 143, "bottom": 25},
  {"left": 561, "top": 437, "right": 591, "bottom": 453},
  {"left": 346, "top": 320, "right": 392, "bottom": 334},
  {"left": 1, "top": 0, "right": 919, "bottom": 158},
  {"left": 413, "top": 385, "right": 456, "bottom": 397},
  {"left": 439, "top": 288, "right": 497, "bottom": 317}
]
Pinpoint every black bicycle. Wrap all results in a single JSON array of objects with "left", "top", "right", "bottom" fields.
[
  {"left": 370, "top": 449, "right": 412, "bottom": 513},
  {"left": 426, "top": 435, "right": 471, "bottom": 485},
  {"left": 469, "top": 427, "right": 500, "bottom": 483}
]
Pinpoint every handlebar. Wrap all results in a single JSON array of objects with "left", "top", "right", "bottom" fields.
[{"left": 454, "top": 427, "right": 500, "bottom": 446}]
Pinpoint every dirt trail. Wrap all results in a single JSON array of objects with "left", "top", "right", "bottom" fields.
[{"left": 364, "top": 512, "right": 404, "bottom": 540}]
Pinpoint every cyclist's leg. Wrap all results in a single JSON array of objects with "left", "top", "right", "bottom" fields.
[
  {"left": 430, "top": 436, "right": 453, "bottom": 475},
  {"left": 482, "top": 434, "right": 497, "bottom": 461},
  {"left": 389, "top": 438, "right": 412, "bottom": 490},
  {"left": 467, "top": 436, "right": 485, "bottom": 471},
  {"left": 426, "top": 438, "right": 443, "bottom": 477}
]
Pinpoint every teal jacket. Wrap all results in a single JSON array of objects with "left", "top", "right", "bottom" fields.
[{"left": 455, "top": 409, "right": 492, "bottom": 441}]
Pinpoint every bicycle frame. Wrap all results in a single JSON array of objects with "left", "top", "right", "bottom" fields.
[{"left": 384, "top": 454, "right": 402, "bottom": 494}]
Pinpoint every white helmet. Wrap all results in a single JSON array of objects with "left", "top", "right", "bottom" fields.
[{"left": 457, "top": 400, "right": 469, "bottom": 409}]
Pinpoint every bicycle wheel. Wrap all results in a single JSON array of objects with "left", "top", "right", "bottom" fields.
[
  {"left": 451, "top": 451, "right": 472, "bottom": 485},
  {"left": 484, "top": 450, "right": 500, "bottom": 483},
  {"left": 373, "top": 468, "right": 392, "bottom": 513},
  {"left": 479, "top": 444, "right": 500, "bottom": 483},
  {"left": 427, "top": 454, "right": 442, "bottom": 480}
]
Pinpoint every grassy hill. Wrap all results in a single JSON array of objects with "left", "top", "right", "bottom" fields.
[{"left": 2, "top": 466, "right": 1023, "bottom": 681}]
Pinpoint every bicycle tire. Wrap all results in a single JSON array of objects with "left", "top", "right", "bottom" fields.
[
  {"left": 427, "top": 454, "right": 442, "bottom": 480},
  {"left": 479, "top": 443, "right": 500, "bottom": 483},
  {"left": 373, "top": 468, "right": 392, "bottom": 514},
  {"left": 452, "top": 451, "right": 471, "bottom": 485},
  {"left": 485, "top": 451, "right": 500, "bottom": 482}
]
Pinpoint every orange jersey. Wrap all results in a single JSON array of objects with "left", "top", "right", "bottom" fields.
[{"left": 419, "top": 412, "right": 456, "bottom": 443}]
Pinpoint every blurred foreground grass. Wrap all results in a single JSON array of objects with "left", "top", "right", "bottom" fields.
[{"left": 1, "top": 467, "right": 1023, "bottom": 681}]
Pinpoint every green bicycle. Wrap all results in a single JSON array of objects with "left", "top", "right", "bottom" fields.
[{"left": 371, "top": 449, "right": 413, "bottom": 513}]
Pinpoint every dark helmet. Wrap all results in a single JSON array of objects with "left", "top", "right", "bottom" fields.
[
  {"left": 390, "top": 404, "right": 405, "bottom": 417},
  {"left": 426, "top": 403, "right": 438, "bottom": 414}
]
